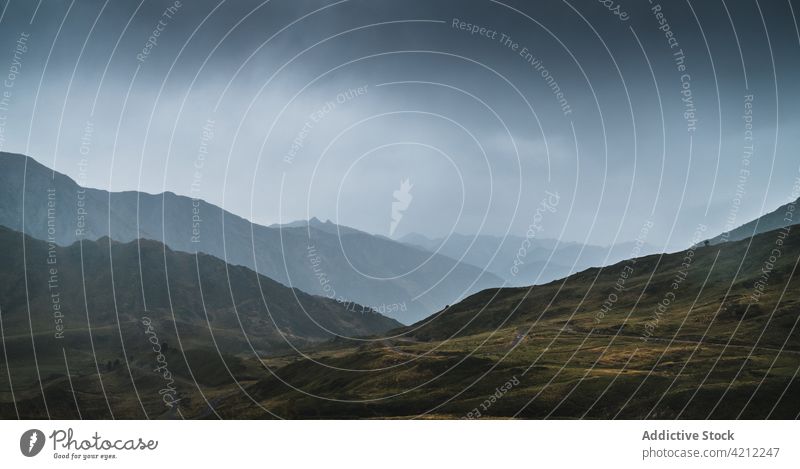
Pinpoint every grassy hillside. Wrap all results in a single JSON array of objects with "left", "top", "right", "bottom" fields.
[
  {"left": 207, "top": 226, "right": 799, "bottom": 419},
  {"left": 400, "top": 227, "right": 800, "bottom": 348},
  {"left": 2, "top": 226, "right": 798, "bottom": 419}
]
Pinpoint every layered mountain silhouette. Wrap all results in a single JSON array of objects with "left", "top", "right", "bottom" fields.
[
  {"left": 0, "top": 152, "right": 502, "bottom": 324},
  {"left": 0, "top": 225, "right": 400, "bottom": 349}
]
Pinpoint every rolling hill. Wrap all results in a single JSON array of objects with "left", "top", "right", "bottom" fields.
[
  {"left": 0, "top": 225, "right": 399, "bottom": 348},
  {"left": 209, "top": 224, "right": 799, "bottom": 419},
  {"left": 0, "top": 224, "right": 402, "bottom": 418}
]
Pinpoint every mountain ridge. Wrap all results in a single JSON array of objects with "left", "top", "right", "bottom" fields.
[
  {"left": 0, "top": 224, "right": 401, "bottom": 348},
  {"left": 0, "top": 151, "right": 503, "bottom": 324},
  {"left": 706, "top": 196, "right": 800, "bottom": 245}
]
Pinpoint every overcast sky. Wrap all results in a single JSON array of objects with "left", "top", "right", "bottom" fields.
[{"left": 1, "top": 0, "right": 799, "bottom": 251}]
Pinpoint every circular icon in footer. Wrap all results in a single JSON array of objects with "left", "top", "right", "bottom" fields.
[{"left": 20, "top": 429, "right": 45, "bottom": 457}]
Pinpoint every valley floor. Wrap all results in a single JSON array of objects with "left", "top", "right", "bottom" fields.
[{"left": 2, "top": 324, "right": 798, "bottom": 419}]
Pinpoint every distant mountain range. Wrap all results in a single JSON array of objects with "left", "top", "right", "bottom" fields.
[
  {"left": 0, "top": 152, "right": 502, "bottom": 324},
  {"left": 399, "top": 232, "right": 657, "bottom": 287}
]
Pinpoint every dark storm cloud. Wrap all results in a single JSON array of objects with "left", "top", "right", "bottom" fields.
[{"left": 0, "top": 0, "right": 798, "bottom": 250}]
